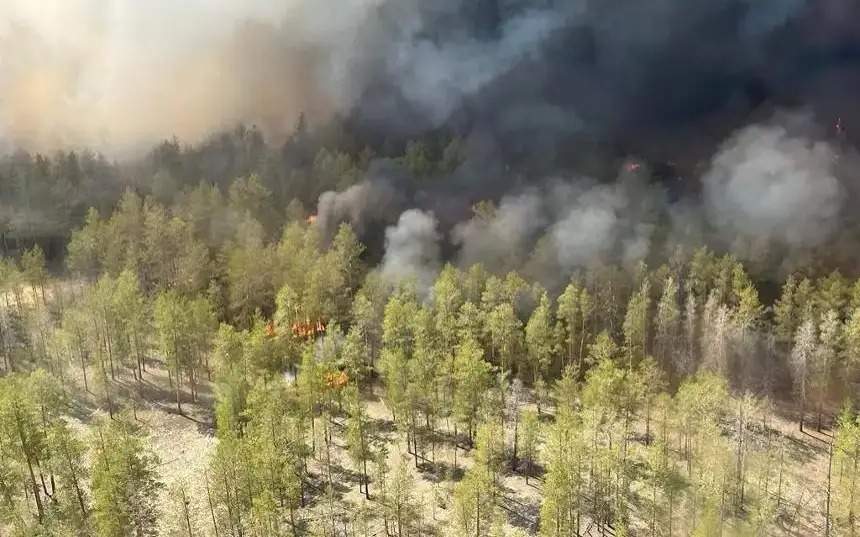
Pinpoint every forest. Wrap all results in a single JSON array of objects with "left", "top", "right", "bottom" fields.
[
  {"left": 0, "top": 145, "right": 859, "bottom": 536},
  {"left": 4, "top": 1, "right": 860, "bottom": 535}
]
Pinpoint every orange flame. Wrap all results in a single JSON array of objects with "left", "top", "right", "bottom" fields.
[
  {"left": 324, "top": 370, "right": 348, "bottom": 390},
  {"left": 290, "top": 318, "right": 327, "bottom": 339}
]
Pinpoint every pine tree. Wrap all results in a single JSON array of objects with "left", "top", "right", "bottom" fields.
[
  {"left": 519, "top": 409, "right": 540, "bottom": 484},
  {"left": 557, "top": 281, "right": 583, "bottom": 368},
  {"left": 387, "top": 457, "right": 417, "bottom": 537},
  {"left": 655, "top": 275, "right": 680, "bottom": 372},
  {"left": 526, "top": 291, "right": 555, "bottom": 381},
  {"left": 623, "top": 278, "right": 651, "bottom": 370},
  {"left": 453, "top": 422, "right": 501, "bottom": 537},
  {"left": 833, "top": 406, "right": 860, "bottom": 536},
  {"left": 345, "top": 386, "right": 374, "bottom": 499},
  {"left": 774, "top": 275, "right": 799, "bottom": 345},
  {"left": 452, "top": 336, "right": 492, "bottom": 446},
  {"left": 90, "top": 417, "right": 161, "bottom": 537},
  {"left": 791, "top": 319, "right": 817, "bottom": 432},
  {"left": 486, "top": 302, "right": 522, "bottom": 374}
]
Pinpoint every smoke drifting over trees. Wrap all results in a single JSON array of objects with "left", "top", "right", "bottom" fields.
[
  {"left": 381, "top": 209, "right": 441, "bottom": 293},
  {"left": 5, "top": 4, "right": 860, "bottom": 536},
  {"left": 3, "top": 0, "right": 860, "bottom": 279},
  {"left": 703, "top": 119, "right": 845, "bottom": 253}
]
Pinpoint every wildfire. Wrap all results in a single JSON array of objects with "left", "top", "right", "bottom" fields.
[
  {"left": 306, "top": 214, "right": 317, "bottom": 225},
  {"left": 290, "top": 319, "right": 327, "bottom": 339},
  {"left": 324, "top": 370, "right": 348, "bottom": 390},
  {"left": 625, "top": 162, "right": 641, "bottom": 172},
  {"left": 264, "top": 318, "right": 327, "bottom": 340}
]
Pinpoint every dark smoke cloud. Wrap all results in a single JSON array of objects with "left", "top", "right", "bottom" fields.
[
  {"left": 7, "top": 0, "right": 860, "bottom": 280},
  {"left": 5, "top": 0, "right": 860, "bottom": 159},
  {"left": 452, "top": 190, "right": 547, "bottom": 273},
  {"left": 316, "top": 167, "right": 406, "bottom": 241}
]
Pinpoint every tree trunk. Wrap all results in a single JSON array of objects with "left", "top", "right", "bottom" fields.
[
  {"left": 363, "top": 459, "right": 370, "bottom": 499},
  {"left": 78, "top": 346, "right": 89, "bottom": 393},
  {"left": 175, "top": 363, "right": 183, "bottom": 414},
  {"left": 825, "top": 439, "right": 834, "bottom": 537},
  {"left": 205, "top": 477, "right": 220, "bottom": 537},
  {"left": 180, "top": 486, "right": 193, "bottom": 537},
  {"left": 16, "top": 419, "right": 43, "bottom": 522}
]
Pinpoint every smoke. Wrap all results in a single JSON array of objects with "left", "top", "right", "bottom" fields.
[
  {"left": 6, "top": 0, "right": 860, "bottom": 280},
  {"left": 546, "top": 175, "right": 663, "bottom": 272},
  {"left": 703, "top": 118, "right": 844, "bottom": 259},
  {"left": 0, "top": 0, "right": 377, "bottom": 155},
  {"left": 5, "top": 0, "right": 858, "bottom": 158},
  {"left": 374, "top": 4, "right": 575, "bottom": 127},
  {"left": 452, "top": 190, "right": 547, "bottom": 273},
  {"left": 317, "top": 179, "right": 403, "bottom": 242},
  {"left": 448, "top": 169, "right": 665, "bottom": 287},
  {"left": 380, "top": 209, "right": 441, "bottom": 294}
]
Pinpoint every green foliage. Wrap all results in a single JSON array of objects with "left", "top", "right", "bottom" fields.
[
  {"left": 833, "top": 406, "right": 860, "bottom": 535},
  {"left": 90, "top": 417, "right": 161, "bottom": 537},
  {"left": 16, "top": 174, "right": 860, "bottom": 537},
  {"left": 154, "top": 290, "right": 216, "bottom": 411},
  {"left": 525, "top": 291, "right": 555, "bottom": 381},
  {"left": 452, "top": 336, "right": 492, "bottom": 443}
]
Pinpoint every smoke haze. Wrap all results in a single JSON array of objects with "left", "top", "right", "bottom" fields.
[
  {"left": 0, "top": 0, "right": 374, "bottom": 154},
  {"left": 4, "top": 0, "right": 859, "bottom": 156},
  {"left": 4, "top": 0, "right": 860, "bottom": 279}
]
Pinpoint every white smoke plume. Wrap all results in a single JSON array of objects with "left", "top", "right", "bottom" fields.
[
  {"left": 452, "top": 171, "right": 664, "bottom": 285},
  {"left": 703, "top": 120, "right": 844, "bottom": 255},
  {"left": 381, "top": 209, "right": 441, "bottom": 294}
]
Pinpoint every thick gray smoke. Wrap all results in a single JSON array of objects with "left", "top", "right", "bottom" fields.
[
  {"left": 547, "top": 176, "right": 662, "bottom": 271},
  {"left": 703, "top": 118, "right": 845, "bottom": 259},
  {"left": 452, "top": 190, "right": 547, "bottom": 273},
  {"left": 315, "top": 159, "right": 414, "bottom": 243},
  {"left": 7, "top": 0, "right": 860, "bottom": 280},
  {"left": 317, "top": 180, "right": 400, "bottom": 241},
  {"left": 374, "top": 5, "right": 573, "bottom": 127},
  {"left": 449, "top": 170, "right": 664, "bottom": 286},
  {"left": 380, "top": 209, "right": 441, "bottom": 294},
  {"left": 5, "top": 0, "right": 853, "bottom": 157},
  {"left": 375, "top": 113, "right": 855, "bottom": 285}
]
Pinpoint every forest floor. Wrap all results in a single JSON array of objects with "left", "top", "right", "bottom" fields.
[{"left": 60, "top": 356, "right": 837, "bottom": 537}]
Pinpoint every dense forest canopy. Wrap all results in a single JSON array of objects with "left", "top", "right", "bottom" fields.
[{"left": 0, "top": 203, "right": 859, "bottom": 535}]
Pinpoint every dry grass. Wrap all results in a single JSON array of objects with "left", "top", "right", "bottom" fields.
[{"left": 53, "top": 355, "right": 837, "bottom": 537}]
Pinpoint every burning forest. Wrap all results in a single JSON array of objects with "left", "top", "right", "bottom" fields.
[{"left": 1, "top": 1, "right": 860, "bottom": 536}]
